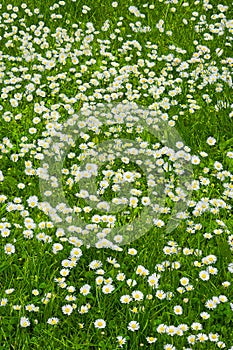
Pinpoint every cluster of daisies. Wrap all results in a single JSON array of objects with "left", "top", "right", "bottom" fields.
[{"left": 0, "top": 0, "right": 233, "bottom": 348}]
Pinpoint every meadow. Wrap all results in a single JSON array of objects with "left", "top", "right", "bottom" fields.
[{"left": 0, "top": 0, "right": 233, "bottom": 349}]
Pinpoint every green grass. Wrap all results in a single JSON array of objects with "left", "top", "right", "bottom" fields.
[{"left": 0, "top": 0, "right": 233, "bottom": 349}]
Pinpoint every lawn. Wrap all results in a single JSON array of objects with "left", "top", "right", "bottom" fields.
[{"left": 0, "top": 0, "right": 233, "bottom": 349}]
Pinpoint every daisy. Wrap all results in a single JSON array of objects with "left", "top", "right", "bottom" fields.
[
  {"left": 166, "top": 325, "right": 177, "bottom": 336},
  {"left": 197, "top": 333, "right": 208, "bottom": 342},
  {"left": 123, "top": 172, "right": 135, "bottom": 182},
  {"left": 129, "top": 197, "right": 138, "bottom": 208},
  {"left": 116, "top": 336, "right": 127, "bottom": 347},
  {"left": 128, "top": 248, "right": 137, "bottom": 256},
  {"left": 200, "top": 312, "right": 210, "bottom": 320},
  {"left": 191, "top": 155, "right": 200, "bottom": 165},
  {"left": 199, "top": 270, "right": 210, "bottom": 281},
  {"left": 4, "top": 243, "right": 15, "bottom": 255},
  {"left": 26, "top": 195, "right": 38, "bottom": 208},
  {"left": 157, "top": 324, "right": 167, "bottom": 333},
  {"left": 116, "top": 272, "right": 126, "bottom": 281},
  {"left": 180, "top": 277, "right": 189, "bottom": 286},
  {"left": 52, "top": 243, "right": 63, "bottom": 254},
  {"left": 146, "top": 336, "right": 157, "bottom": 344},
  {"left": 153, "top": 219, "right": 165, "bottom": 228},
  {"left": 217, "top": 341, "right": 226, "bottom": 348},
  {"left": 80, "top": 284, "right": 91, "bottom": 296},
  {"left": 96, "top": 276, "right": 104, "bottom": 285},
  {"left": 141, "top": 196, "right": 151, "bottom": 206},
  {"left": 178, "top": 324, "right": 189, "bottom": 332},
  {"left": 47, "top": 317, "right": 59, "bottom": 325},
  {"left": 187, "top": 335, "right": 196, "bottom": 345},
  {"left": 79, "top": 305, "right": 89, "bottom": 314},
  {"left": 126, "top": 279, "right": 137, "bottom": 287},
  {"left": 20, "top": 317, "right": 30, "bottom": 328},
  {"left": 13, "top": 305, "right": 21, "bottom": 310},
  {"left": 25, "top": 304, "right": 36, "bottom": 312},
  {"left": 5, "top": 289, "right": 15, "bottom": 295},
  {"left": 218, "top": 295, "right": 228, "bottom": 302},
  {"left": 94, "top": 319, "right": 106, "bottom": 329},
  {"left": 132, "top": 290, "right": 144, "bottom": 301},
  {"left": 174, "top": 305, "right": 183, "bottom": 315},
  {"left": 89, "top": 260, "right": 103, "bottom": 270},
  {"left": 156, "top": 290, "right": 166, "bottom": 300},
  {"left": 120, "top": 295, "right": 132, "bottom": 304},
  {"left": 136, "top": 265, "right": 147, "bottom": 276},
  {"left": 209, "top": 332, "right": 219, "bottom": 342},
  {"left": 206, "top": 136, "right": 216, "bottom": 145},
  {"left": 127, "top": 321, "right": 140, "bottom": 332},
  {"left": 0, "top": 298, "right": 8, "bottom": 306},
  {"left": 148, "top": 274, "right": 160, "bottom": 288},
  {"left": 102, "top": 284, "right": 115, "bottom": 294},
  {"left": 62, "top": 304, "right": 73, "bottom": 316},
  {"left": 191, "top": 322, "right": 202, "bottom": 330}
]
